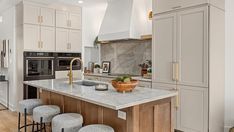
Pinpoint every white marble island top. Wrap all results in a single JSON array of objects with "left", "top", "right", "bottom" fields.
[{"left": 24, "top": 79, "right": 177, "bottom": 110}]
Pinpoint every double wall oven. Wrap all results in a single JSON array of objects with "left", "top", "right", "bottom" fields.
[{"left": 24, "top": 52, "right": 81, "bottom": 99}]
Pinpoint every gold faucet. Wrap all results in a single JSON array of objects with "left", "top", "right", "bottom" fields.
[{"left": 67, "top": 57, "right": 83, "bottom": 85}]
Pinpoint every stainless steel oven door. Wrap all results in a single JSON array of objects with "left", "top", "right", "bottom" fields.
[
  {"left": 25, "top": 57, "right": 55, "bottom": 80},
  {"left": 56, "top": 57, "right": 80, "bottom": 71}
]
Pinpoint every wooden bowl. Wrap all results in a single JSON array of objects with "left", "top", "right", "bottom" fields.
[{"left": 111, "top": 80, "right": 139, "bottom": 93}]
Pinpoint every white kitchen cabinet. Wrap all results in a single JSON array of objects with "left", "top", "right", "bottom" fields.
[
  {"left": 152, "top": 12, "right": 176, "bottom": 85},
  {"left": 69, "top": 30, "right": 82, "bottom": 52},
  {"left": 56, "top": 10, "right": 81, "bottom": 29},
  {"left": 177, "top": 7, "right": 208, "bottom": 87},
  {"left": 56, "top": 28, "right": 69, "bottom": 52},
  {"left": 153, "top": 0, "right": 224, "bottom": 14},
  {"left": 69, "top": 12, "right": 82, "bottom": 30},
  {"left": 24, "top": 4, "right": 40, "bottom": 25},
  {"left": 152, "top": 5, "right": 225, "bottom": 132},
  {"left": 177, "top": 86, "right": 208, "bottom": 132},
  {"left": 24, "top": 4, "right": 55, "bottom": 26},
  {"left": 56, "top": 10, "right": 69, "bottom": 28},
  {"left": 56, "top": 28, "right": 82, "bottom": 52},
  {"left": 40, "top": 26, "right": 55, "bottom": 51},
  {"left": 24, "top": 24, "right": 55, "bottom": 51},
  {"left": 24, "top": 24, "right": 40, "bottom": 51},
  {"left": 40, "top": 7, "right": 55, "bottom": 27}
]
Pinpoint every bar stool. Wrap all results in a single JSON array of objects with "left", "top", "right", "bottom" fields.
[
  {"left": 52, "top": 113, "right": 83, "bottom": 132},
  {"left": 33, "top": 105, "right": 60, "bottom": 132},
  {"left": 18, "top": 99, "right": 43, "bottom": 132},
  {"left": 78, "top": 124, "right": 114, "bottom": 132}
]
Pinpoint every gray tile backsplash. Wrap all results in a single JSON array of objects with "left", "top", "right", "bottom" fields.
[{"left": 101, "top": 40, "right": 152, "bottom": 75}]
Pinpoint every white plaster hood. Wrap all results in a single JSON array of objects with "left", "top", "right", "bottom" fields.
[{"left": 98, "top": 0, "right": 151, "bottom": 41}]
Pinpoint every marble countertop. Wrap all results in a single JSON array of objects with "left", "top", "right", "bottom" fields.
[
  {"left": 24, "top": 79, "right": 177, "bottom": 110},
  {"left": 84, "top": 73, "right": 152, "bottom": 82}
]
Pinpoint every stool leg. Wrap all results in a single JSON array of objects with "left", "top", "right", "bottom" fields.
[
  {"left": 40, "top": 117, "right": 43, "bottom": 132},
  {"left": 36, "top": 123, "right": 39, "bottom": 132},
  {"left": 18, "top": 113, "right": 21, "bottom": 132},
  {"left": 24, "top": 108, "right": 27, "bottom": 132},
  {"left": 32, "top": 121, "right": 35, "bottom": 132},
  {"left": 44, "top": 123, "right": 46, "bottom": 132},
  {"left": 61, "top": 128, "right": 64, "bottom": 132}
]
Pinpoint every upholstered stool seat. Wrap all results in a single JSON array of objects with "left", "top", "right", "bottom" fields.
[
  {"left": 18, "top": 99, "right": 43, "bottom": 132},
  {"left": 33, "top": 105, "right": 60, "bottom": 123},
  {"left": 19, "top": 99, "right": 43, "bottom": 114},
  {"left": 52, "top": 113, "right": 83, "bottom": 132},
  {"left": 79, "top": 124, "right": 114, "bottom": 132}
]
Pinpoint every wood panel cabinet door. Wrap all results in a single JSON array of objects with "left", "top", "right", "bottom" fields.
[
  {"left": 24, "top": 24, "right": 40, "bottom": 51},
  {"left": 176, "top": 7, "right": 208, "bottom": 87},
  {"left": 69, "top": 12, "right": 82, "bottom": 30},
  {"left": 40, "top": 7, "right": 55, "bottom": 27},
  {"left": 24, "top": 4, "right": 40, "bottom": 25},
  {"left": 69, "top": 30, "right": 82, "bottom": 52},
  {"left": 56, "top": 10, "right": 69, "bottom": 28},
  {"left": 176, "top": 85, "right": 208, "bottom": 132},
  {"left": 56, "top": 28, "right": 69, "bottom": 52},
  {"left": 40, "top": 26, "right": 55, "bottom": 51},
  {"left": 152, "top": 13, "right": 177, "bottom": 85}
]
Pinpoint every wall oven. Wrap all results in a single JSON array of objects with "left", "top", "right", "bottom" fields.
[
  {"left": 24, "top": 52, "right": 55, "bottom": 99},
  {"left": 55, "top": 53, "right": 81, "bottom": 71}
]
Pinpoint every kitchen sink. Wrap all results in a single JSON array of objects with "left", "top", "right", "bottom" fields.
[{"left": 73, "top": 80, "right": 99, "bottom": 86}]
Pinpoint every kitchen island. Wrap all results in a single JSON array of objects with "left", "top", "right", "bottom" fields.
[{"left": 24, "top": 79, "right": 177, "bottom": 132}]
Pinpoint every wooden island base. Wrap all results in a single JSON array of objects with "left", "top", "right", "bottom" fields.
[{"left": 39, "top": 89, "right": 174, "bottom": 132}]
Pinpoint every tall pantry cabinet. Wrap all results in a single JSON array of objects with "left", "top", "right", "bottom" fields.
[{"left": 152, "top": 2, "right": 225, "bottom": 132}]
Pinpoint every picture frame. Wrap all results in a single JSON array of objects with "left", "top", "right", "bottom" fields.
[{"left": 102, "top": 61, "right": 111, "bottom": 73}]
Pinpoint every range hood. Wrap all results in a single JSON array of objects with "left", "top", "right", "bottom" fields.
[{"left": 98, "top": 0, "right": 151, "bottom": 42}]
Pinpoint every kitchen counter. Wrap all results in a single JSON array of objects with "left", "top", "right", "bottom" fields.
[
  {"left": 24, "top": 79, "right": 177, "bottom": 110},
  {"left": 84, "top": 73, "right": 152, "bottom": 82}
]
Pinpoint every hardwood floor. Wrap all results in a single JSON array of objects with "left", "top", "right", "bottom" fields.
[{"left": 0, "top": 110, "right": 49, "bottom": 132}]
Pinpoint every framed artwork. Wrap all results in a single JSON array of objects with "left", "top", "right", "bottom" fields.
[{"left": 102, "top": 61, "right": 111, "bottom": 73}]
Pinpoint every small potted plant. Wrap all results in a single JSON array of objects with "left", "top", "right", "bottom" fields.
[
  {"left": 94, "top": 64, "right": 101, "bottom": 74},
  {"left": 138, "top": 60, "right": 152, "bottom": 76}
]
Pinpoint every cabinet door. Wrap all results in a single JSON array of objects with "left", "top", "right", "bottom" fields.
[
  {"left": 40, "top": 26, "right": 55, "bottom": 51},
  {"left": 152, "top": 13, "right": 177, "bottom": 85},
  {"left": 24, "top": 24, "right": 40, "bottom": 51},
  {"left": 176, "top": 85, "right": 208, "bottom": 132},
  {"left": 24, "top": 4, "right": 40, "bottom": 25},
  {"left": 56, "top": 28, "right": 69, "bottom": 52},
  {"left": 69, "top": 30, "right": 82, "bottom": 52},
  {"left": 56, "top": 10, "right": 69, "bottom": 28},
  {"left": 69, "top": 12, "right": 82, "bottom": 29},
  {"left": 177, "top": 7, "right": 208, "bottom": 87},
  {"left": 40, "top": 7, "right": 55, "bottom": 27}
]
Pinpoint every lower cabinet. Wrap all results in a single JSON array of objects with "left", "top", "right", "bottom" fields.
[
  {"left": 152, "top": 83, "right": 208, "bottom": 132},
  {"left": 176, "top": 85, "right": 208, "bottom": 132}
]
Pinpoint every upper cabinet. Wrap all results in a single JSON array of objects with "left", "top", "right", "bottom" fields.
[
  {"left": 153, "top": 0, "right": 224, "bottom": 14},
  {"left": 24, "top": 4, "right": 55, "bottom": 27},
  {"left": 56, "top": 10, "right": 82, "bottom": 30}
]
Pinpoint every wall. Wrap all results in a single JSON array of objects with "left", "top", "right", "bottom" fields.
[
  {"left": 101, "top": 40, "right": 151, "bottom": 75},
  {"left": 0, "top": 6, "right": 17, "bottom": 111},
  {"left": 225, "top": 0, "right": 234, "bottom": 131}
]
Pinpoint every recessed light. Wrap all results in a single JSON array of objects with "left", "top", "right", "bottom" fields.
[{"left": 78, "top": 0, "right": 84, "bottom": 4}]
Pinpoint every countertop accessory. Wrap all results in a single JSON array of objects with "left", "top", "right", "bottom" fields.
[
  {"left": 102, "top": 61, "right": 111, "bottom": 73},
  {"left": 112, "top": 80, "right": 138, "bottom": 93},
  {"left": 95, "top": 84, "right": 108, "bottom": 91}
]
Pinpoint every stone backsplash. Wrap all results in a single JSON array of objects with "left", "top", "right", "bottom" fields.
[{"left": 100, "top": 40, "right": 152, "bottom": 75}]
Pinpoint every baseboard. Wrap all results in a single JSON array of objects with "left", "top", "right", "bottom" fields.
[{"left": 0, "top": 98, "right": 16, "bottom": 111}]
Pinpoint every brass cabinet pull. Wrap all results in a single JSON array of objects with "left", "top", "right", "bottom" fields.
[
  {"left": 175, "top": 94, "right": 180, "bottom": 109},
  {"left": 38, "top": 16, "right": 41, "bottom": 23},
  {"left": 172, "top": 62, "right": 179, "bottom": 81},
  {"left": 40, "top": 16, "right": 43, "bottom": 23}
]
